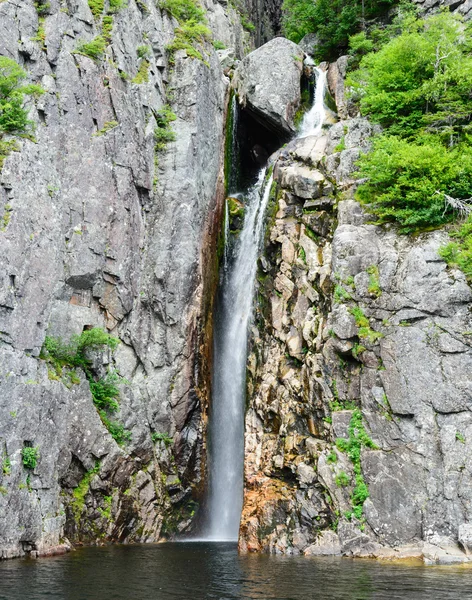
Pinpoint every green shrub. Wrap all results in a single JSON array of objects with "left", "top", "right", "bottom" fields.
[
  {"left": 0, "top": 139, "right": 19, "bottom": 169},
  {"left": 109, "top": 0, "right": 127, "bottom": 12},
  {"left": 89, "top": 372, "right": 122, "bottom": 412},
  {"left": 334, "top": 284, "right": 351, "bottom": 303},
  {"left": 356, "top": 136, "right": 472, "bottom": 233},
  {"left": 22, "top": 447, "right": 39, "bottom": 470},
  {"left": 335, "top": 471, "right": 350, "bottom": 487},
  {"left": 366, "top": 265, "right": 381, "bottom": 297},
  {"left": 71, "top": 462, "right": 100, "bottom": 519},
  {"left": 102, "top": 15, "right": 114, "bottom": 41},
  {"left": 40, "top": 328, "right": 130, "bottom": 445},
  {"left": 75, "top": 327, "right": 119, "bottom": 353},
  {"left": 88, "top": 0, "right": 104, "bottom": 18},
  {"left": 348, "top": 12, "right": 472, "bottom": 142},
  {"left": 154, "top": 105, "right": 177, "bottom": 151},
  {"left": 335, "top": 410, "right": 378, "bottom": 520},
  {"left": 34, "top": 0, "right": 50, "bottom": 16},
  {"left": 2, "top": 456, "right": 11, "bottom": 476},
  {"left": 348, "top": 31, "right": 374, "bottom": 68},
  {"left": 346, "top": 12, "right": 472, "bottom": 273},
  {"left": 94, "top": 120, "right": 118, "bottom": 136},
  {"left": 160, "top": 0, "right": 205, "bottom": 23},
  {"left": 74, "top": 36, "right": 107, "bottom": 60},
  {"left": 137, "top": 44, "right": 151, "bottom": 58},
  {"left": 0, "top": 58, "right": 43, "bottom": 139},
  {"left": 166, "top": 20, "right": 211, "bottom": 62},
  {"left": 152, "top": 432, "right": 174, "bottom": 446},
  {"left": 349, "top": 306, "right": 369, "bottom": 329},
  {"left": 160, "top": 0, "right": 210, "bottom": 63},
  {"left": 98, "top": 410, "right": 132, "bottom": 445},
  {"left": 132, "top": 59, "right": 150, "bottom": 84},
  {"left": 439, "top": 215, "right": 472, "bottom": 281},
  {"left": 326, "top": 450, "right": 338, "bottom": 464}
]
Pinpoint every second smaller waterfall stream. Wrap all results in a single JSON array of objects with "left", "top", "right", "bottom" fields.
[{"left": 300, "top": 67, "right": 327, "bottom": 138}]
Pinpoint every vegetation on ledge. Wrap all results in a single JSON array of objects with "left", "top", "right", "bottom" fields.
[
  {"left": 338, "top": 9, "right": 472, "bottom": 281},
  {"left": 40, "top": 328, "right": 131, "bottom": 445},
  {"left": 160, "top": 0, "right": 211, "bottom": 64},
  {"left": 0, "top": 57, "right": 43, "bottom": 168}
]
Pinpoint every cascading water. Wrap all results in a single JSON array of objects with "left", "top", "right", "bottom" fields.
[
  {"left": 204, "top": 169, "right": 274, "bottom": 541},
  {"left": 300, "top": 66, "right": 327, "bottom": 138},
  {"left": 201, "top": 62, "right": 327, "bottom": 542}
]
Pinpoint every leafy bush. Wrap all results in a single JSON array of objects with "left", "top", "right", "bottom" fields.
[
  {"left": 0, "top": 57, "right": 43, "bottom": 139},
  {"left": 160, "top": 0, "right": 210, "bottom": 63},
  {"left": 335, "top": 410, "right": 378, "bottom": 520},
  {"left": 137, "top": 44, "right": 151, "bottom": 59},
  {"left": 357, "top": 135, "right": 472, "bottom": 232},
  {"left": 152, "top": 432, "right": 174, "bottom": 446},
  {"left": 335, "top": 471, "right": 350, "bottom": 487},
  {"left": 2, "top": 456, "right": 11, "bottom": 475},
  {"left": 88, "top": 0, "right": 104, "bottom": 19},
  {"left": 160, "top": 0, "right": 205, "bottom": 23},
  {"left": 132, "top": 59, "right": 150, "bottom": 84},
  {"left": 40, "top": 328, "right": 131, "bottom": 445},
  {"left": 98, "top": 410, "right": 132, "bottom": 445},
  {"left": 22, "top": 447, "right": 39, "bottom": 470},
  {"left": 75, "top": 36, "right": 107, "bottom": 60},
  {"left": 439, "top": 216, "right": 472, "bottom": 281},
  {"left": 89, "top": 372, "right": 122, "bottom": 411},
  {"left": 0, "top": 139, "right": 20, "bottom": 169},
  {"left": 109, "top": 0, "right": 127, "bottom": 12},
  {"left": 166, "top": 20, "right": 211, "bottom": 62},
  {"left": 349, "top": 13, "right": 472, "bottom": 142},
  {"left": 154, "top": 105, "right": 177, "bottom": 151},
  {"left": 102, "top": 16, "right": 114, "bottom": 41},
  {"left": 347, "top": 10, "right": 472, "bottom": 268}
]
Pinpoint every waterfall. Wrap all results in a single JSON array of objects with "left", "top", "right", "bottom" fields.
[
  {"left": 200, "top": 64, "right": 327, "bottom": 542},
  {"left": 223, "top": 198, "right": 230, "bottom": 271},
  {"left": 204, "top": 169, "right": 274, "bottom": 541},
  {"left": 299, "top": 67, "right": 327, "bottom": 138}
]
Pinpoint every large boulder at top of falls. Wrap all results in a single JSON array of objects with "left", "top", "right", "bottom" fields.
[{"left": 232, "top": 37, "right": 304, "bottom": 137}]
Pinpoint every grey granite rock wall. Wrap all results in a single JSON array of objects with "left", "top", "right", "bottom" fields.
[
  {"left": 240, "top": 64, "right": 472, "bottom": 564},
  {"left": 0, "top": 0, "right": 242, "bottom": 559}
]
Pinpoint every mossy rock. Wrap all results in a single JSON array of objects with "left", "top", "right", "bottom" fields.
[{"left": 227, "top": 196, "right": 245, "bottom": 231}]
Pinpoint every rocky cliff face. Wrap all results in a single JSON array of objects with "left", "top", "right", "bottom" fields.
[
  {"left": 0, "top": 0, "right": 245, "bottom": 560},
  {"left": 239, "top": 60, "right": 472, "bottom": 564}
]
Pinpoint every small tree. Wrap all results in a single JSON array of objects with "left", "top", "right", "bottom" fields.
[{"left": 0, "top": 57, "right": 43, "bottom": 135}]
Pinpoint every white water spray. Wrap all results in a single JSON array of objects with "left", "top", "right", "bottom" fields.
[{"left": 201, "top": 64, "right": 327, "bottom": 542}]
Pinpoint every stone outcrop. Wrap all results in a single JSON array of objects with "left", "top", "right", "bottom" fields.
[
  {"left": 240, "top": 73, "right": 472, "bottom": 563},
  {"left": 413, "top": 0, "right": 472, "bottom": 19},
  {"left": 243, "top": 0, "right": 283, "bottom": 46},
  {"left": 0, "top": 0, "right": 242, "bottom": 560},
  {"left": 232, "top": 37, "right": 304, "bottom": 137}
]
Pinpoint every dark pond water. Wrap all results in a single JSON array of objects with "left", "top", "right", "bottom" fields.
[{"left": 1, "top": 542, "right": 472, "bottom": 600}]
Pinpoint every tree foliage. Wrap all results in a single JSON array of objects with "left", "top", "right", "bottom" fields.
[
  {"left": 349, "top": 11, "right": 472, "bottom": 233},
  {"left": 348, "top": 11, "right": 472, "bottom": 142},
  {"left": 282, "top": 0, "right": 396, "bottom": 60},
  {"left": 0, "top": 56, "right": 42, "bottom": 162}
]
